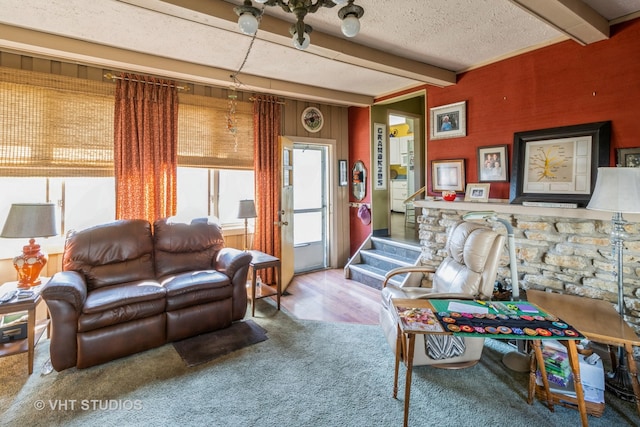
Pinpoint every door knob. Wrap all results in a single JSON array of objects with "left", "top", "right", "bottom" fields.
[{"left": 274, "top": 221, "right": 289, "bottom": 226}]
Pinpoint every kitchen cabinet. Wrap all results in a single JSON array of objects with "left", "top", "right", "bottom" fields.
[{"left": 390, "top": 180, "right": 408, "bottom": 212}]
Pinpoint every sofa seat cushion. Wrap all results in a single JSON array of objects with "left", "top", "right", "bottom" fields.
[
  {"left": 162, "top": 270, "right": 232, "bottom": 311},
  {"left": 78, "top": 281, "right": 166, "bottom": 333}
]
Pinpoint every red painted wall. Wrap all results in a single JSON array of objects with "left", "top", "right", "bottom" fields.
[
  {"left": 381, "top": 18, "right": 640, "bottom": 200},
  {"left": 348, "top": 106, "right": 372, "bottom": 255}
]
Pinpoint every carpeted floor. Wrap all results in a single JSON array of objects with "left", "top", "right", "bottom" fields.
[{"left": 1, "top": 303, "right": 639, "bottom": 427}]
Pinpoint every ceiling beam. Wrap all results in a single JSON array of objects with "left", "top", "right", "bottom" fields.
[
  {"left": 509, "top": 0, "right": 609, "bottom": 45},
  {"left": 0, "top": 23, "right": 374, "bottom": 106},
  {"left": 141, "top": 0, "right": 456, "bottom": 87}
]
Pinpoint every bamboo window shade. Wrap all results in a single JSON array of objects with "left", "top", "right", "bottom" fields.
[
  {"left": 0, "top": 66, "right": 255, "bottom": 177},
  {"left": 178, "top": 93, "right": 254, "bottom": 169},
  {"left": 0, "top": 67, "right": 115, "bottom": 177}
]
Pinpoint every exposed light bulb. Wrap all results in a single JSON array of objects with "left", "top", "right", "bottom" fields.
[
  {"left": 238, "top": 12, "right": 259, "bottom": 35},
  {"left": 292, "top": 31, "right": 311, "bottom": 50},
  {"left": 341, "top": 14, "right": 360, "bottom": 37}
]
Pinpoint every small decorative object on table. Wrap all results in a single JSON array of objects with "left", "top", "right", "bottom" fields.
[{"left": 442, "top": 191, "right": 456, "bottom": 201}]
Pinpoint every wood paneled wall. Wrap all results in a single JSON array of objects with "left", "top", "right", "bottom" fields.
[{"left": 0, "top": 51, "right": 352, "bottom": 276}]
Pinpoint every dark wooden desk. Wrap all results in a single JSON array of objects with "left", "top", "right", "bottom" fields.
[
  {"left": 248, "top": 250, "right": 281, "bottom": 317},
  {"left": 527, "top": 289, "right": 640, "bottom": 416}
]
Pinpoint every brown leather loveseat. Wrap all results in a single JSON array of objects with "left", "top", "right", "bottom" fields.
[{"left": 42, "top": 217, "right": 252, "bottom": 371}]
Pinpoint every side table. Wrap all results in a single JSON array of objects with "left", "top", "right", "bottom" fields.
[
  {"left": 248, "top": 250, "right": 281, "bottom": 317},
  {"left": 0, "top": 280, "right": 50, "bottom": 374},
  {"left": 527, "top": 289, "right": 640, "bottom": 416}
]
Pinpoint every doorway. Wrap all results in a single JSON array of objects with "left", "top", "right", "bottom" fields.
[
  {"left": 388, "top": 112, "right": 421, "bottom": 240},
  {"left": 292, "top": 144, "right": 329, "bottom": 273}
]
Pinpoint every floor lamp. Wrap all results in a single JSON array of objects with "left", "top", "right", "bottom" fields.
[
  {"left": 587, "top": 166, "right": 640, "bottom": 401},
  {"left": 237, "top": 199, "right": 257, "bottom": 251},
  {"left": 463, "top": 211, "right": 529, "bottom": 371}
]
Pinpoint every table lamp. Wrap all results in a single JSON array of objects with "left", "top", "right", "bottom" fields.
[
  {"left": 237, "top": 199, "right": 257, "bottom": 251},
  {"left": 1, "top": 203, "right": 58, "bottom": 288},
  {"left": 587, "top": 166, "right": 640, "bottom": 401}
]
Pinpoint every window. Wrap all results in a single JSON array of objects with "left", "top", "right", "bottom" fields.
[{"left": 0, "top": 66, "right": 256, "bottom": 259}]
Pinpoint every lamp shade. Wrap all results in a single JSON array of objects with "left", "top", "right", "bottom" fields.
[
  {"left": 237, "top": 199, "right": 257, "bottom": 219},
  {"left": 586, "top": 167, "right": 640, "bottom": 213},
  {"left": 1, "top": 203, "right": 58, "bottom": 238}
]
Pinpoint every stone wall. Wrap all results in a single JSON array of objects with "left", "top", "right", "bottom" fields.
[{"left": 417, "top": 206, "right": 640, "bottom": 334}]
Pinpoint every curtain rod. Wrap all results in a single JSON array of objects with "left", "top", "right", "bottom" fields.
[
  {"left": 103, "top": 73, "right": 189, "bottom": 91},
  {"left": 249, "top": 96, "right": 285, "bottom": 105}
]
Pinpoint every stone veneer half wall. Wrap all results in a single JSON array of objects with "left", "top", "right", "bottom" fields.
[{"left": 414, "top": 200, "right": 640, "bottom": 334}]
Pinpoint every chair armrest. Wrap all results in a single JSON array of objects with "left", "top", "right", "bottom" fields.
[
  {"left": 42, "top": 271, "right": 87, "bottom": 313},
  {"left": 383, "top": 266, "right": 435, "bottom": 288},
  {"left": 215, "top": 248, "right": 253, "bottom": 279}
]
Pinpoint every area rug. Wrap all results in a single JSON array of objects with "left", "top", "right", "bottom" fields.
[{"left": 172, "top": 320, "right": 268, "bottom": 367}]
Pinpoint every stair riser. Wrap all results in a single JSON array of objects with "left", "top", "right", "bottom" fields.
[
  {"left": 360, "top": 252, "right": 408, "bottom": 272},
  {"left": 371, "top": 240, "right": 420, "bottom": 260},
  {"left": 349, "top": 269, "right": 383, "bottom": 290}
]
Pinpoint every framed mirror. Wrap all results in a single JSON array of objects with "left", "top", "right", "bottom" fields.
[{"left": 352, "top": 161, "right": 366, "bottom": 201}]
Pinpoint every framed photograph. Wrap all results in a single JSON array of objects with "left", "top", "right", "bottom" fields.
[
  {"left": 617, "top": 147, "right": 640, "bottom": 167},
  {"left": 464, "top": 183, "right": 490, "bottom": 202},
  {"left": 431, "top": 159, "right": 466, "bottom": 192},
  {"left": 510, "top": 121, "right": 611, "bottom": 207},
  {"left": 430, "top": 101, "right": 467, "bottom": 140},
  {"left": 338, "top": 159, "right": 348, "bottom": 186},
  {"left": 477, "top": 145, "right": 508, "bottom": 182}
]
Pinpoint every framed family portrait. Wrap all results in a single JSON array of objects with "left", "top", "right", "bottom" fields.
[
  {"left": 617, "top": 147, "right": 640, "bottom": 167},
  {"left": 429, "top": 101, "right": 467, "bottom": 140},
  {"left": 477, "top": 145, "right": 508, "bottom": 182},
  {"left": 431, "top": 159, "right": 465, "bottom": 192},
  {"left": 509, "top": 121, "right": 611, "bottom": 207},
  {"left": 464, "top": 183, "right": 490, "bottom": 202}
]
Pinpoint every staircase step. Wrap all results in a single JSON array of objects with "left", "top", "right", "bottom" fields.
[
  {"left": 360, "top": 249, "right": 414, "bottom": 271},
  {"left": 371, "top": 238, "right": 421, "bottom": 260},
  {"left": 349, "top": 263, "right": 406, "bottom": 290}
]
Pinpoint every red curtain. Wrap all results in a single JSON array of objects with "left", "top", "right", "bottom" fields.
[
  {"left": 114, "top": 73, "right": 178, "bottom": 224},
  {"left": 253, "top": 95, "right": 282, "bottom": 281}
]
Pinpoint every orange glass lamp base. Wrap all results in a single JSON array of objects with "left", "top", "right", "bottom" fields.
[{"left": 13, "top": 238, "right": 48, "bottom": 288}]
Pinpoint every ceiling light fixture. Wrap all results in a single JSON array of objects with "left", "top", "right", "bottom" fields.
[{"left": 233, "top": 0, "right": 364, "bottom": 50}]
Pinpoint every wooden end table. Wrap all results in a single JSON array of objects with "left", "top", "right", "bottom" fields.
[
  {"left": 248, "top": 250, "right": 281, "bottom": 317},
  {"left": 527, "top": 289, "right": 640, "bottom": 416},
  {"left": 0, "top": 280, "right": 50, "bottom": 374}
]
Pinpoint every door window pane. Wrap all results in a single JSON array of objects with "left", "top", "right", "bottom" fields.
[
  {"left": 294, "top": 212, "right": 323, "bottom": 245},
  {"left": 293, "top": 149, "right": 323, "bottom": 210}
]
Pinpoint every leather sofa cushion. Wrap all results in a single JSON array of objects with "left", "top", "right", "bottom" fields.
[
  {"left": 64, "top": 219, "right": 155, "bottom": 291},
  {"left": 78, "top": 281, "right": 166, "bottom": 332},
  {"left": 161, "top": 270, "right": 232, "bottom": 311},
  {"left": 153, "top": 217, "right": 225, "bottom": 278}
]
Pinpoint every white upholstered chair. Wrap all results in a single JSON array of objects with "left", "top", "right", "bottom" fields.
[{"left": 379, "top": 220, "right": 505, "bottom": 368}]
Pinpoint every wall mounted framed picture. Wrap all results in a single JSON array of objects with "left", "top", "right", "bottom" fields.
[
  {"left": 431, "top": 159, "right": 465, "bottom": 192},
  {"left": 464, "top": 183, "right": 490, "bottom": 202},
  {"left": 429, "top": 101, "right": 466, "bottom": 140},
  {"left": 338, "top": 159, "right": 348, "bottom": 186},
  {"left": 477, "top": 145, "right": 508, "bottom": 182},
  {"left": 509, "top": 121, "right": 611, "bottom": 207},
  {"left": 617, "top": 147, "right": 640, "bottom": 167}
]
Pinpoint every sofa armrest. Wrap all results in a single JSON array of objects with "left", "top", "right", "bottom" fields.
[
  {"left": 216, "top": 248, "right": 252, "bottom": 320},
  {"left": 215, "top": 248, "right": 252, "bottom": 279},
  {"left": 42, "top": 271, "right": 88, "bottom": 313},
  {"left": 41, "top": 271, "right": 88, "bottom": 371}
]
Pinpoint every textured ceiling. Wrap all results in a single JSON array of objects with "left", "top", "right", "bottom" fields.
[{"left": 0, "top": 0, "right": 639, "bottom": 105}]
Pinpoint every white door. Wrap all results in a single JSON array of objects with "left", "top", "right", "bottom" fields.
[{"left": 279, "top": 136, "right": 294, "bottom": 292}]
